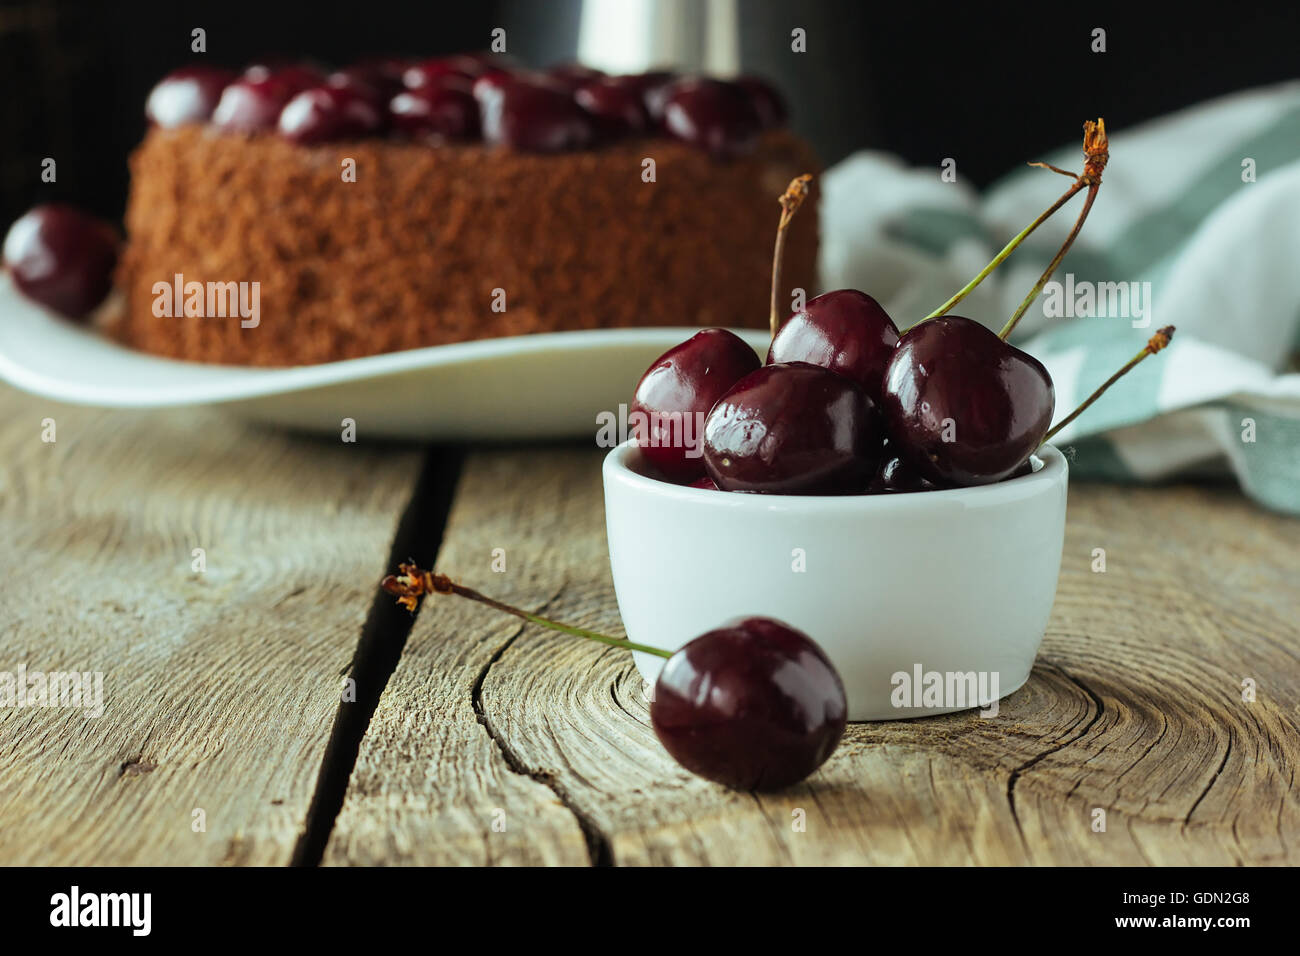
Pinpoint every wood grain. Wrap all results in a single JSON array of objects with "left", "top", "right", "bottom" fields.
[
  {"left": 331, "top": 446, "right": 1300, "bottom": 865},
  {"left": 0, "top": 386, "right": 422, "bottom": 865}
]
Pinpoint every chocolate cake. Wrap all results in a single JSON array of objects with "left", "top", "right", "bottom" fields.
[{"left": 112, "top": 58, "right": 819, "bottom": 367}]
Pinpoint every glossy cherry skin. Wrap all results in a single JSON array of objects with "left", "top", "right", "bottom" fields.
[
  {"left": 660, "top": 78, "right": 761, "bottom": 158},
  {"left": 703, "top": 362, "right": 883, "bottom": 494},
  {"left": 651, "top": 617, "right": 847, "bottom": 791},
  {"left": 477, "top": 76, "right": 595, "bottom": 151},
  {"left": 767, "top": 290, "right": 900, "bottom": 400},
  {"left": 243, "top": 62, "right": 324, "bottom": 92},
  {"left": 866, "top": 453, "right": 943, "bottom": 494},
  {"left": 687, "top": 475, "right": 720, "bottom": 490},
  {"left": 211, "top": 75, "right": 298, "bottom": 132},
  {"left": 389, "top": 85, "right": 479, "bottom": 141},
  {"left": 881, "top": 316, "right": 1054, "bottom": 486},
  {"left": 735, "top": 75, "right": 787, "bottom": 129},
  {"left": 574, "top": 78, "right": 650, "bottom": 137},
  {"left": 630, "top": 328, "right": 760, "bottom": 482},
  {"left": 278, "top": 86, "right": 383, "bottom": 143},
  {"left": 544, "top": 62, "right": 605, "bottom": 93},
  {"left": 402, "top": 57, "right": 479, "bottom": 89},
  {"left": 145, "top": 66, "right": 237, "bottom": 127},
  {"left": 3, "top": 204, "right": 118, "bottom": 320}
]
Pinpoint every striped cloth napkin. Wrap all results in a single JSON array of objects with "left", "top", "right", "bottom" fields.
[{"left": 822, "top": 81, "right": 1300, "bottom": 513}]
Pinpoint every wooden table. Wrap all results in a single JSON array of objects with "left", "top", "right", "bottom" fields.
[{"left": 1, "top": 384, "right": 1296, "bottom": 866}]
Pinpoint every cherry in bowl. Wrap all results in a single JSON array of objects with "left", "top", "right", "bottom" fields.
[
  {"left": 767, "top": 289, "right": 899, "bottom": 400},
  {"left": 880, "top": 316, "right": 1054, "bottom": 486},
  {"left": 630, "top": 328, "right": 760, "bottom": 482}
]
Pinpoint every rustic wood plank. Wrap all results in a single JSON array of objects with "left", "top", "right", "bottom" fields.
[
  {"left": 323, "top": 452, "right": 595, "bottom": 865},
  {"left": 0, "top": 385, "right": 423, "bottom": 865},
  {"left": 338, "top": 445, "right": 1299, "bottom": 865}
]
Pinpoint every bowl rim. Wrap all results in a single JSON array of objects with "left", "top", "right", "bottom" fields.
[{"left": 603, "top": 440, "right": 1068, "bottom": 512}]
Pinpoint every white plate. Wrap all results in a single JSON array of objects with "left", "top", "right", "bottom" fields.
[{"left": 0, "top": 277, "right": 769, "bottom": 440}]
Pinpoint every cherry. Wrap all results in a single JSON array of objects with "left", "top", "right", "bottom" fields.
[
  {"left": 389, "top": 85, "right": 479, "bottom": 141},
  {"left": 703, "top": 362, "right": 883, "bottom": 494},
  {"left": 402, "top": 57, "right": 479, "bottom": 89},
  {"left": 326, "top": 68, "right": 393, "bottom": 111},
  {"left": 378, "top": 568, "right": 847, "bottom": 793},
  {"left": 477, "top": 74, "right": 597, "bottom": 151},
  {"left": 867, "top": 452, "right": 943, "bottom": 494},
  {"left": 243, "top": 62, "right": 325, "bottom": 92},
  {"left": 3, "top": 204, "right": 118, "bottom": 320},
  {"left": 881, "top": 316, "right": 1054, "bottom": 486},
  {"left": 278, "top": 85, "right": 383, "bottom": 144},
  {"left": 145, "top": 66, "right": 237, "bottom": 127},
  {"left": 573, "top": 77, "right": 651, "bottom": 137},
  {"left": 630, "top": 328, "right": 760, "bottom": 482},
  {"left": 544, "top": 63, "right": 605, "bottom": 93},
  {"left": 660, "top": 78, "right": 761, "bottom": 158},
  {"left": 767, "top": 290, "right": 900, "bottom": 400},
  {"left": 631, "top": 71, "right": 679, "bottom": 120},
  {"left": 735, "top": 75, "right": 787, "bottom": 129},
  {"left": 211, "top": 75, "right": 299, "bottom": 132},
  {"left": 651, "top": 617, "right": 847, "bottom": 791}
]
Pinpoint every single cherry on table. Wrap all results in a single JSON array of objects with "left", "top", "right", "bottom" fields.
[
  {"left": 378, "top": 567, "right": 848, "bottom": 792},
  {"left": 650, "top": 616, "right": 847, "bottom": 791}
]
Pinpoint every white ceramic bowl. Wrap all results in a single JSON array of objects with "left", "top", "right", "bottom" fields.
[{"left": 603, "top": 441, "right": 1068, "bottom": 721}]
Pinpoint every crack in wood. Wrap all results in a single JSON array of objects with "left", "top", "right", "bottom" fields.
[
  {"left": 469, "top": 601, "right": 615, "bottom": 867},
  {"left": 289, "top": 446, "right": 464, "bottom": 867},
  {"left": 1005, "top": 660, "right": 1106, "bottom": 847}
]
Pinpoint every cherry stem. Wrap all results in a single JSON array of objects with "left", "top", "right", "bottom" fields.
[
  {"left": 916, "top": 182, "right": 1084, "bottom": 325},
  {"left": 380, "top": 563, "right": 673, "bottom": 659},
  {"left": 1041, "top": 325, "right": 1175, "bottom": 446},
  {"left": 999, "top": 119, "right": 1109, "bottom": 340},
  {"left": 770, "top": 174, "right": 813, "bottom": 342},
  {"left": 916, "top": 118, "right": 1110, "bottom": 329}
]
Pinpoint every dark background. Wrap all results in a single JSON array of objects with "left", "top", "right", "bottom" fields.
[{"left": 2, "top": 0, "right": 1296, "bottom": 226}]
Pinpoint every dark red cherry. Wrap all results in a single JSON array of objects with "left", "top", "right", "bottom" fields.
[
  {"left": 278, "top": 86, "right": 383, "bottom": 143},
  {"left": 866, "top": 453, "right": 943, "bottom": 494},
  {"left": 703, "top": 362, "right": 883, "bottom": 494},
  {"left": 574, "top": 77, "right": 650, "bottom": 136},
  {"left": 389, "top": 85, "right": 479, "bottom": 141},
  {"left": 3, "top": 204, "right": 118, "bottom": 320},
  {"left": 629, "top": 71, "right": 678, "bottom": 120},
  {"left": 687, "top": 476, "right": 720, "bottom": 490},
  {"left": 881, "top": 316, "right": 1054, "bottom": 486},
  {"left": 478, "top": 76, "right": 595, "bottom": 152},
  {"left": 767, "top": 290, "right": 899, "bottom": 399},
  {"left": 402, "top": 57, "right": 479, "bottom": 89},
  {"left": 145, "top": 66, "right": 237, "bottom": 127},
  {"left": 651, "top": 617, "right": 847, "bottom": 791},
  {"left": 243, "top": 62, "right": 325, "bottom": 93},
  {"left": 630, "top": 328, "right": 760, "bottom": 482},
  {"left": 660, "top": 78, "right": 761, "bottom": 158},
  {"left": 211, "top": 75, "right": 298, "bottom": 132},
  {"left": 327, "top": 68, "right": 394, "bottom": 109},
  {"left": 545, "top": 63, "right": 605, "bottom": 93},
  {"left": 735, "top": 75, "right": 787, "bottom": 129}
]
